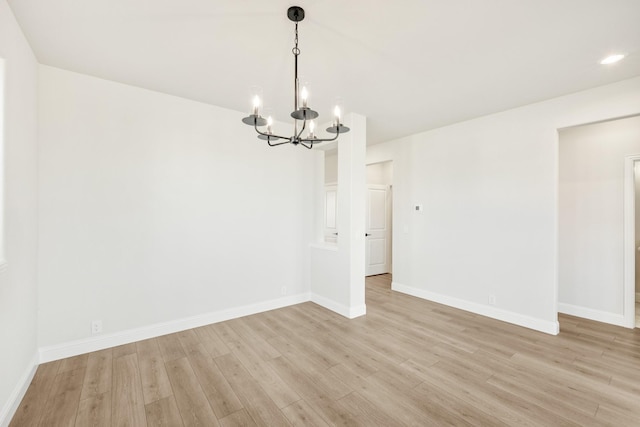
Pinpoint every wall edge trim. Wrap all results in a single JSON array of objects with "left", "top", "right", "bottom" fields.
[
  {"left": 39, "top": 292, "right": 311, "bottom": 363},
  {"left": 392, "top": 281, "right": 559, "bottom": 335},
  {"left": 0, "top": 352, "right": 39, "bottom": 427},
  {"left": 310, "top": 293, "right": 366, "bottom": 319},
  {"left": 558, "top": 302, "right": 628, "bottom": 328}
]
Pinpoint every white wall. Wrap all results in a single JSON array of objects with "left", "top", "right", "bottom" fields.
[
  {"left": 366, "top": 161, "right": 393, "bottom": 186},
  {"left": 0, "top": 1, "right": 39, "bottom": 424},
  {"left": 559, "top": 116, "right": 640, "bottom": 323},
  {"left": 325, "top": 150, "right": 338, "bottom": 184},
  {"left": 37, "top": 66, "right": 317, "bottom": 355},
  {"left": 368, "top": 76, "right": 640, "bottom": 334}
]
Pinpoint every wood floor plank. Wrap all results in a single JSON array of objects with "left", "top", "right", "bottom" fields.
[
  {"left": 58, "top": 354, "right": 89, "bottom": 374},
  {"left": 477, "top": 354, "right": 600, "bottom": 416},
  {"left": 177, "top": 329, "right": 201, "bottom": 353},
  {"left": 136, "top": 338, "right": 173, "bottom": 404},
  {"left": 268, "top": 356, "right": 358, "bottom": 426},
  {"left": 266, "top": 326, "right": 339, "bottom": 370},
  {"left": 239, "top": 313, "right": 280, "bottom": 340},
  {"left": 165, "top": 356, "right": 219, "bottom": 427},
  {"left": 212, "top": 322, "right": 300, "bottom": 408},
  {"left": 194, "top": 326, "right": 230, "bottom": 358},
  {"left": 295, "top": 302, "right": 335, "bottom": 322},
  {"left": 144, "top": 396, "right": 184, "bottom": 427},
  {"left": 313, "top": 323, "right": 406, "bottom": 373},
  {"left": 266, "top": 333, "right": 330, "bottom": 369},
  {"left": 186, "top": 344, "right": 244, "bottom": 419},
  {"left": 609, "top": 374, "right": 640, "bottom": 395},
  {"left": 9, "top": 361, "right": 61, "bottom": 427},
  {"left": 595, "top": 404, "right": 640, "bottom": 425},
  {"left": 328, "top": 362, "right": 447, "bottom": 426},
  {"left": 510, "top": 352, "right": 640, "bottom": 415},
  {"left": 214, "top": 353, "right": 292, "bottom": 426},
  {"left": 112, "top": 343, "right": 137, "bottom": 359},
  {"left": 80, "top": 349, "right": 112, "bottom": 400},
  {"left": 411, "top": 378, "right": 510, "bottom": 426},
  {"left": 111, "top": 353, "right": 146, "bottom": 427},
  {"left": 75, "top": 391, "right": 111, "bottom": 427},
  {"left": 281, "top": 400, "right": 331, "bottom": 427},
  {"left": 421, "top": 360, "right": 580, "bottom": 426},
  {"left": 257, "top": 310, "right": 314, "bottom": 337},
  {"left": 157, "top": 333, "right": 187, "bottom": 363},
  {"left": 39, "top": 367, "right": 85, "bottom": 427},
  {"left": 272, "top": 346, "right": 352, "bottom": 400},
  {"left": 486, "top": 373, "right": 601, "bottom": 425},
  {"left": 229, "top": 317, "right": 281, "bottom": 361},
  {"left": 218, "top": 409, "right": 257, "bottom": 427},
  {"left": 301, "top": 328, "right": 380, "bottom": 378},
  {"left": 340, "top": 391, "right": 398, "bottom": 426}
]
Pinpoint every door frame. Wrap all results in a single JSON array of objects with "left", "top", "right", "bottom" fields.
[{"left": 623, "top": 155, "right": 640, "bottom": 328}]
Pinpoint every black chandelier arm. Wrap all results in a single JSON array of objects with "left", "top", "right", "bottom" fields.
[
  {"left": 253, "top": 122, "right": 289, "bottom": 141},
  {"left": 295, "top": 119, "right": 307, "bottom": 139},
  {"left": 300, "top": 141, "right": 313, "bottom": 149},
  {"left": 300, "top": 128, "right": 340, "bottom": 144},
  {"left": 267, "top": 139, "right": 292, "bottom": 147}
]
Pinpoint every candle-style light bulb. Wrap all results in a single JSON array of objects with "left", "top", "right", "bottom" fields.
[
  {"left": 333, "top": 105, "right": 341, "bottom": 126},
  {"left": 308, "top": 120, "right": 315, "bottom": 138},
  {"left": 266, "top": 116, "right": 273, "bottom": 133},
  {"left": 301, "top": 86, "right": 308, "bottom": 108},
  {"left": 252, "top": 95, "right": 260, "bottom": 115}
]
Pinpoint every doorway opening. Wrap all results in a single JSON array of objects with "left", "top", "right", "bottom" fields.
[
  {"left": 557, "top": 115, "right": 640, "bottom": 329},
  {"left": 365, "top": 161, "right": 393, "bottom": 278}
]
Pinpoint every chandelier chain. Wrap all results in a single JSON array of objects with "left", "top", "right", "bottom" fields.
[{"left": 292, "top": 22, "right": 300, "bottom": 56}]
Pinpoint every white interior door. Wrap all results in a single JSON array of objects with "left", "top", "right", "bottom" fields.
[
  {"left": 324, "top": 185, "right": 338, "bottom": 244},
  {"left": 366, "top": 184, "right": 391, "bottom": 276}
]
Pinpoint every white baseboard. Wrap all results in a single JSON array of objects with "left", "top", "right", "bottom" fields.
[
  {"left": 558, "top": 302, "right": 628, "bottom": 328},
  {"left": 39, "top": 292, "right": 310, "bottom": 363},
  {"left": 392, "top": 281, "right": 559, "bottom": 335},
  {"left": 349, "top": 304, "right": 367, "bottom": 319},
  {"left": 0, "top": 352, "right": 38, "bottom": 427},
  {"left": 310, "top": 293, "right": 366, "bottom": 319}
]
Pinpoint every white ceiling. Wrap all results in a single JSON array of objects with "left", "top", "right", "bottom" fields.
[{"left": 8, "top": 0, "right": 640, "bottom": 144}]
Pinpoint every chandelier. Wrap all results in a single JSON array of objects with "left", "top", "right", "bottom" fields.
[{"left": 241, "top": 6, "right": 350, "bottom": 149}]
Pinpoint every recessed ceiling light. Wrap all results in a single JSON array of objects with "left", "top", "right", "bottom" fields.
[{"left": 600, "top": 54, "right": 625, "bottom": 65}]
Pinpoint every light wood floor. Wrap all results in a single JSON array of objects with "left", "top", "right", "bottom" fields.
[{"left": 10, "top": 274, "right": 640, "bottom": 426}]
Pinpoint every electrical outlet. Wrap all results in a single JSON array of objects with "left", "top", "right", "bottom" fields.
[
  {"left": 91, "top": 320, "right": 103, "bottom": 334},
  {"left": 281, "top": 286, "right": 287, "bottom": 295},
  {"left": 488, "top": 295, "right": 496, "bottom": 306}
]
